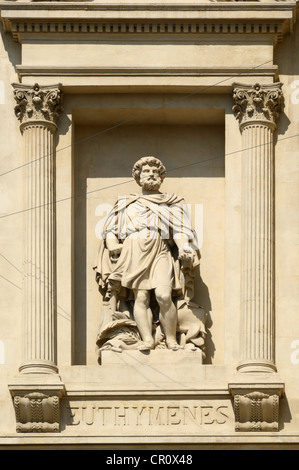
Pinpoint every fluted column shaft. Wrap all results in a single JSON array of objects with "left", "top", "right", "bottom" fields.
[
  {"left": 13, "top": 83, "right": 63, "bottom": 374},
  {"left": 22, "top": 122, "right": 56, "bottom": 372},
  {"left": 240, "top": 122, "right": 275, "bottom": 371},
  {"left": 233, "top": 83, "right": 283, "bottom": 373}
]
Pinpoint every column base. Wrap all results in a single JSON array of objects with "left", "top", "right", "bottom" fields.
[
  {"left": 8, "top": 372, "right": 65, "bottom": 433},
  {"left": 19, "top": 360, "right": 58, "bottom": 375},
  {"left": 237, "top": 359, "right": 277, "bottom": 374}
]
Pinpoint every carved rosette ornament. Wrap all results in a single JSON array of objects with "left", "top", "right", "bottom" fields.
[
  {"left": 232, "top": 82, "right": 283, "bottom": 130},
  {"left": 13, "top": 83, "right": 63, "bottom": 130}
]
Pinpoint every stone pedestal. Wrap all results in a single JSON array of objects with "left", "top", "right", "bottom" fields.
[
  {"left": 8, "top": 374, "right": 65, "bottom": 433},
  {"left": 58, "top": 352, "right": 235, "bottom": 437},
  {"left": 229, "top": 378, "right": 284, "bottom": 432}
]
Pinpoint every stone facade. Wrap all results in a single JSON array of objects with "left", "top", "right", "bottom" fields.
[{"left": 0, "top": 0, "right": 299, "bottom": 449}]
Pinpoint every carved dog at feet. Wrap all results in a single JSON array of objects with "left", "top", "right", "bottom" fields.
[{"left": 176, "top": 303, "right": 207, "bottom": 348}]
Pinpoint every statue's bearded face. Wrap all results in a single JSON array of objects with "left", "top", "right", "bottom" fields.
[{"left": 139, "top": 164, "right": 162, "bottom": 191}]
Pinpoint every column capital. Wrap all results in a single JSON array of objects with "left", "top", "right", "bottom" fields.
[
  {"left": 232, "top": 82, "right": 283, "bottom": 130},
  {"left": 12, "top": 83, "right": 63, "bottom": 130}
]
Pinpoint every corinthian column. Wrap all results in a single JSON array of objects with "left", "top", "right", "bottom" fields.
[
  {"left": 13, "top": 83, "right": 63, "bottom": 374},
  {"left": 232, "top": 82, "right": 283, "bottom": 373}
]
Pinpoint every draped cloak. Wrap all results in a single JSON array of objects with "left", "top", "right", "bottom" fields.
[{"left": 94, "top": 192, "right": 200, "bottom": 302}]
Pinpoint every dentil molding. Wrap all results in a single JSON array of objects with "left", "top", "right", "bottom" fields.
[{"left": 0, "top": 1, "right": 296, "bottom": 44}]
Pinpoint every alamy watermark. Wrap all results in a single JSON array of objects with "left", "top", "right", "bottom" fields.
[
  {"left": 290, "top": 80, "right": 299, "bottom": 105},
  {"left": 290, "top": 340, "right": 299, "bottom": 365}
]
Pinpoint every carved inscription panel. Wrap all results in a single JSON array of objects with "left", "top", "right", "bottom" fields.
[{"left": 60, "top": 398, "right": 234, "bottom": 435}]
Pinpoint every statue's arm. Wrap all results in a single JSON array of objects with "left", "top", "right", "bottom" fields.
[
  {"left": 174, "top": 235, "right": 195, "bottom": 263},
  {"left": 102, "top": 200, "right": 126, "bottom": 257},
  {"left": 170, "top": 201, "right": 195, "bottom": 263},
  {"left": 105, "top": 234, "right": 123, "bottom": 259}
]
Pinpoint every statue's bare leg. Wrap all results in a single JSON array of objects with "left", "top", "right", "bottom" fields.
[
  {"left": 155, "top": 286, "right": 181, "bottom": 350},
  {"left": 109, "top": 290, "right": 118, "bottom": 312},
  {"left": 108, "top": 280, "right": 121, "bottom": 312},
  {"left": 133, "top": 289, "right": 154, "bottom": 350}
]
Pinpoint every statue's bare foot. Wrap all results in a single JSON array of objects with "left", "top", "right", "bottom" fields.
[
  {"left": 138, "top": 340, "right": 154, "bottom": 351},
  {"left": 166, "top": 340, "right": 182, "bottom": 351}
]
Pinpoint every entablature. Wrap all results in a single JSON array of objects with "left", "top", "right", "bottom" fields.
[
  {"left": 16, "top": 65, "right": 279, "bottom": 93},
  {"left": 0, "top": 1, "right": 296, "bottom": 44}
]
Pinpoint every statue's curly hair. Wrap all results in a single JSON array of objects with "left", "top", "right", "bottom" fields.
[{"left": 132, "top": 156, "right": 166, "bottom": 186}]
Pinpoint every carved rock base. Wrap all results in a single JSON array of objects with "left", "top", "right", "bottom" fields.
[
  {"left": 8, "top": 374, "right": 65, "bottom": 433},
  {"left": 229, "top": 379, "right": 284, "bottom": 432}
]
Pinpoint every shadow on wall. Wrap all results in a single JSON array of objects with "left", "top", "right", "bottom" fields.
[
  {"left": 279, "top": 395, "right": 292, "bottom": 431},
  {"left": 0, "top": 22, "right": 21, "bottom": 73},
  {"left": 274, "top": 14, "right": 299, "bottom": 139},
  {"left": 275, "top": 101, "right": 291, "bottom": 141},
  {"left": 194, "top": 267, "right": 215, "bottom": 364}
]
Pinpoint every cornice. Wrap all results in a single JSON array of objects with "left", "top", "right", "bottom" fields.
[
  {"left": 0, "top": 2, "right": 297, "bottom": 13},
  {"left": 0, "top": 1, "right": 296, "bottom": 43},
  {"left": 1, "top": 1, "right": 296, "bottom": 16}
]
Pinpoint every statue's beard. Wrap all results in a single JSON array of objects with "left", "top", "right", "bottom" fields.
[{"left": 141, "top": 178, "right": 161, "bottom": 191}]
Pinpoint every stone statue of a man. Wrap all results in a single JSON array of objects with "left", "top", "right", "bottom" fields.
[{"left": 94, "top": 156, "right": 205, "bottom": 356}]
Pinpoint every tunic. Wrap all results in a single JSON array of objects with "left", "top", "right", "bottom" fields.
[{"left": 95, "top": 192, "right": 200, "bottom": 298}]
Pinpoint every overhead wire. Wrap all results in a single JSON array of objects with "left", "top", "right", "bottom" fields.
[
  {"left": 0, "top": 47, "right": 297, "bottom": 219},
  {"left": 0, "top": 52, "right": 290, "bottom": 179}
]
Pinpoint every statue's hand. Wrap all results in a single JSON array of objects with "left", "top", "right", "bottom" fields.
[
  {"left": 109, "top": 244, "right": 123, "bottom": 262},
  {"left": 178, "top": 247, "right": 194, "bottom": 264}
]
